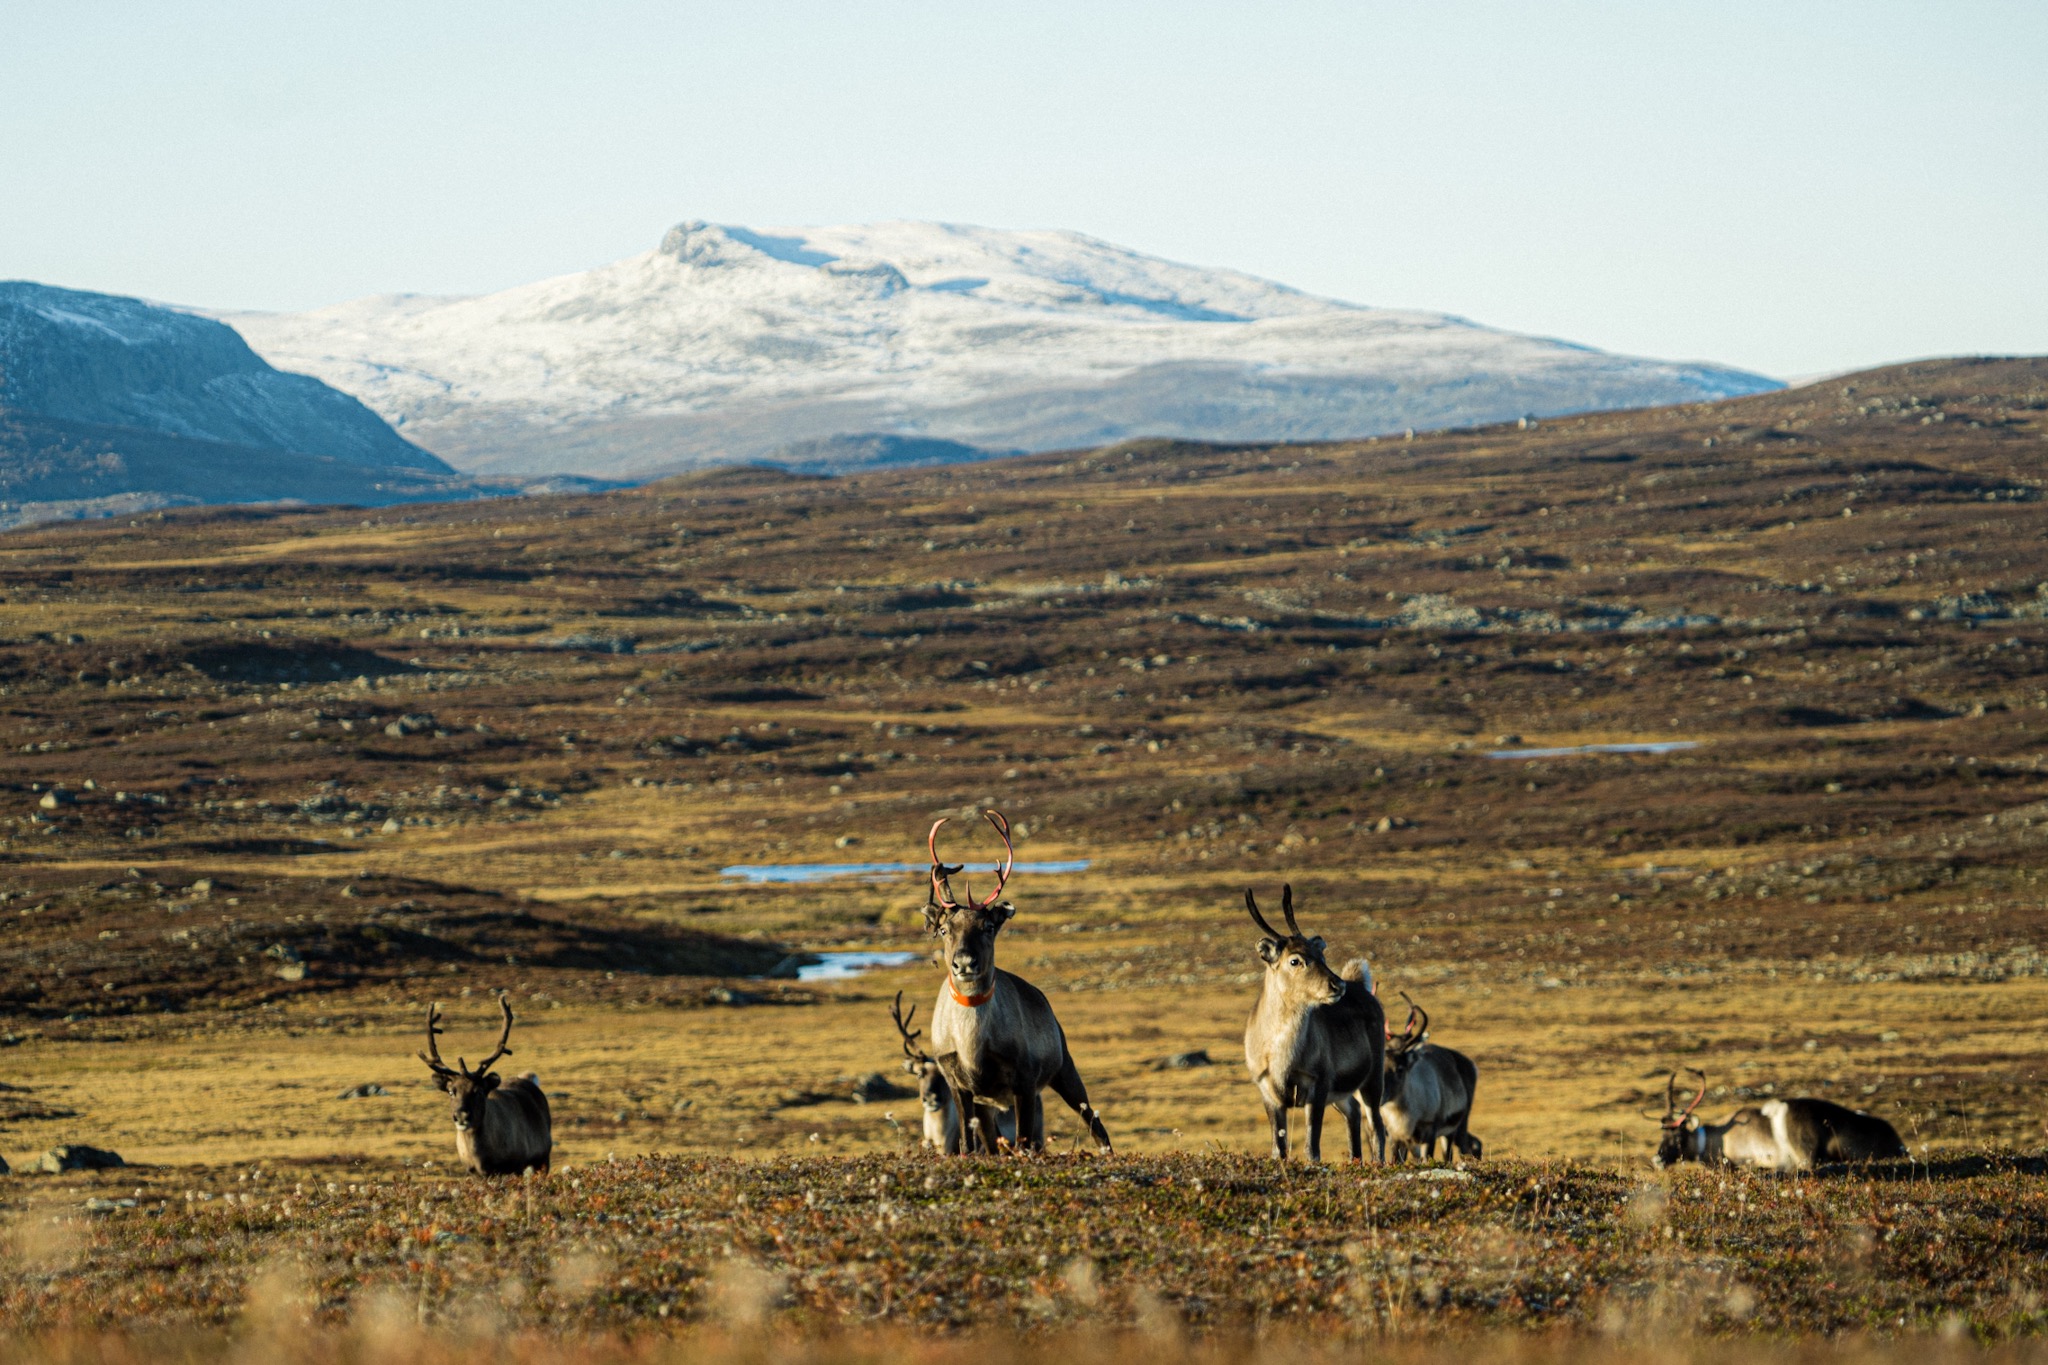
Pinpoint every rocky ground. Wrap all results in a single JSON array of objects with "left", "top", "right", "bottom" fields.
[{"left": 0, "top": 355, "right": 2045, "bottom": 1347}]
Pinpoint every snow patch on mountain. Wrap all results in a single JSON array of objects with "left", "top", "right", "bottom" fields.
[{"left": 220, "top": 221, "right": 1780, "bottom": 477}]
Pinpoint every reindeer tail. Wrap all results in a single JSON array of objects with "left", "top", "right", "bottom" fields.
[{"left": 1340, "top": 957, "right": 1374, "bottom": 993}]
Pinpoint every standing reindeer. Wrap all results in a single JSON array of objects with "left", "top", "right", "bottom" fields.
[
  {"left": 1652, "top": 1068, "right": 1906, "bottom": 1171},
  {"left": 922, "top": 810, "right": 1113, "bottom": 1155},
  {"left": 418, "top": 998, "right": 552, "bottom": 1176},
  {"left": 1241, "top": 885, "right": 1388, "bottom": 1163},
  {"left": 1377, "top": 993, "right": 1482, "bottom": 1163},
  {"left": 891, "top": 990, "right": 1017, "bottom": 1154}
]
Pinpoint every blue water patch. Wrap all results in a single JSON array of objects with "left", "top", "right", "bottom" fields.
[
  {"left": 794, "top": 951, "right": 923, "bottom": 982},
  {"left": 720, "top": 859, "right": 1092, "bottom": 884},
  {"left": 1484, "top": 741, "right": 1702, "bottom": 760}
]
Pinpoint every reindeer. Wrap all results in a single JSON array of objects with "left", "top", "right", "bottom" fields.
[
  {"left": 1241, "top": 885, "right": 1388, "bottom": 1163},
  {"left": 922, "top": 810, "right": 1112, "bottom": 1155},
  {"left": 1652, "top": 1068, "right": 1906, "bottom": 1171},
  {"left": 891, "top": 990, "right": 1018, "bottom": 1154},
  {"left": 1377, "top": 993, "right": 1481, "bottom": 1163},
  {"left": 892, "top": 990, "right": 962, "bottom": 1153},
  {"left": 418, "top": 997, "right": 552, "bottom": 1176}
]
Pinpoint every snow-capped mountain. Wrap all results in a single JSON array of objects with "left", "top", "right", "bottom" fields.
[
  {"left": 0, "top": 282, "right": 444, "bottom": 471},
  {"left": 222, "top": 222, "right": 1780, "bottom": 477}
]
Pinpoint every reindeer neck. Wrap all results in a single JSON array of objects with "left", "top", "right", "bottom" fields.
[
  {"left": 1251, "top": 978, "right": 1319, "bottom": 1067},
  {"left": 947, "top": 972, "right": 998, "bottom": 1008}
]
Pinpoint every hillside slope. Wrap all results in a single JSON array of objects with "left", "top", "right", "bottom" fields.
[
  {"left": 0, "top": 281, "right": 446, "bottom": 471},
  {"left": 223, "top": 220, "right": 1781, "bottom": 476},
  {"left": 0, "top": 408, "right": 493, "bottom": 529}
]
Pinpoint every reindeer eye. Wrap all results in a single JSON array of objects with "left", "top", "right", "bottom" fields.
[{"left": 1288, "top": 957, "right": 1302, "bottom": 968}]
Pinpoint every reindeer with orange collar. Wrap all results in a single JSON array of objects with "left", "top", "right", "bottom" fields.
[{"left": 921, "top": 809, "right": 1113, "bottom": 1155}]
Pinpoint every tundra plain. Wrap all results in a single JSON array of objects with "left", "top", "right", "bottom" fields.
[{"left": 1, "top": 356, "right": 2046, "bottom": 1348}]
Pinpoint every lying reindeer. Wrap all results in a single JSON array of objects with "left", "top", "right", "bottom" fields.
[
  {"left": 1378, "top": 993, "right": 1481, "bottom": 1163},
  {"left": 891, "top": 990, "right": 1017, "bottom": 1154},
  {"left": 418, "top": 997, "right": 552, "bottom": 1176},
  {"left": 923, "top": 810, "right": 1112, "bottom": 1155},
  {"left": 1652, "top": 1068, "right": 1906, "bottom": 1171},
  {"left": 892, "top": 990, "right": 962, "bottom": 1153},
  {"left": 1242, "top": 885, "right": 1388, "bottom": 1163}
]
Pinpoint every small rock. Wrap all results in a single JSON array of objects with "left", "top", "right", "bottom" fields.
[
  {"left": 850, "top": 1072, "right": 909, "bottom": 1103},
  {"left": 707, "top": 986, "right": 758, "bottom": 1006},
  {"left": 39, "top": 1144, "right": 124, "bottom": 1173},
  {"left": 336, "top": 1083, "right": 389, "bottom": 1099},
  {"left": 380, "top": 818, "right": 401, "bottom": 834},
  {"left": 83, "top": 1196, "right": 137, "bottom": 1212},
  {"left": 37, "top": 789, "right": 74, "bottom": 810},
  {"left": 190, "top": 878, "right": 214, "bottom": 896},
  {"left": 835, "top": 835, "right": 861, "bottom": 848},
  {"left": 1151, "top": 1050, "right": 1214, "bottom": 1071}
]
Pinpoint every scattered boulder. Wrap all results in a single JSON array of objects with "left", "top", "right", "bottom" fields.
[
  {"left": 337, "top": 1083, "right": 389, "bottom": 1099},
  {"left": 550, "top": 633, "right": 636, "bottom": 654},
  {"left": 850, "top": 1072, "right": 911, "bottom": 1103},
  {"left": 765, "top": 953, "right": 822, "bottom": 980},
  {"left": 37, "top": 789, "right": 75, "bottom": 810},
  {"left": 1152, "top": 1050, "right": 1214, "bottom": 1071},
  {"left": 38, "top": 1144, "right": 123, "bottom": 1173},
  {"left": 707, "top": 986, "right": 758, "bottom": 1006},
  {"left": 383, "top": 713, "right": 437, "bottom": 738}
]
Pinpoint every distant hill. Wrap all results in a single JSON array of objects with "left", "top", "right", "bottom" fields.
[
  {"left": 221, "top": 219, "right": 1783, "bottom": 478},
  {"left": 1, "top": 282, "right": 445, "bottom": 471},
  {"left": 0, "top": 282, "right": 545, "bottom": 529},
  {"left": 0, "top": 408, "right": 488, "bottom": 531},
  {"left": 761, "top": 432, "right": 1018, "bottom": 474}
]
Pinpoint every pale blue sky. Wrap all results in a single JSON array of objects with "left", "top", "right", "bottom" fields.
[{"left": 3, "top": 1, "right": 2042, "bottom": 377}]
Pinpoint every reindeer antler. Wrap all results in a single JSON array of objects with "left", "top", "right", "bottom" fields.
[
  {"left": 928, "top": 818, "right": 964, "bottom": 910},
  {"left": 1677, "top": 1067, "right": 1708, "bottom": 1124},
  {"left": 418, "top": 1001, "right": 456, "bottom": 1077},
  {"left": 1280, "top": 884, "right": 1303, "bottom": 937},
  {"left": 927, "top": 810, "right": 1015, "bottom": 910},
  {"left": 1393, "top": 991, "right": 1429, "bottom": 1052},
  {"left": 890, "top": 990, "right": 929, "bottom": 1063},
  {"left": 1244, "top": 889, "right": 1282, "bottom": 940},
  {"left": 472, "top": 996, "right": 516, "bottom": 1076},
  {"left": 422, "top": 999, "right": 515, "bottom": 1081}
]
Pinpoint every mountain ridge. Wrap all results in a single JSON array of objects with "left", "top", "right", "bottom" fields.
[
  {"left": 0, "top": 282, "right": 446, "bottom": 472},
  {"left": 220, "top": 220, "right": 1782, "bottom": 478}
]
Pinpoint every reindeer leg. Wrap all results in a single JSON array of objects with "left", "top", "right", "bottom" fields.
[
  {"left": 1361, "top": 1061, "right": 1389, "bottom": 1164},
  {"left": 1012, "top": 1088, "right": 1045, "bottom": 1154},
  {"left": 1305, "top": 1078, "right": 1330, "bottom": 1164},
  {"left": 972, "top": 1104, "right": 1005, "bottom": 1155},
  {"left": 1047, "top": 1051, "right": 1113, "bottom": 1154},
  {"left": 1334, "top": 1092, "right": 1364, "bottom": 1163},
  {"left": 1265, "top": 1103, "right": 1289, "bottom": 1160}
]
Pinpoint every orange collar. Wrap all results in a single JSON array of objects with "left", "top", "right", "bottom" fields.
[{"left": 948, "top": 978, "right": 994, "bottom": 1008}]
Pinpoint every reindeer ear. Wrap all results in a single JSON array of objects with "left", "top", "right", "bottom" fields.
[
  {"left": 432, "top": 1073, "right": 453, "bottom": 1093},
  {"left": 993, "top": 901, "right": 1015, "bottom": 925},
  {"left": 1308, "top": 935, "right": 1327, "bottom": 956},
  {"left": 1256, "top": 938, "right": 1282, "bottom": 964},
  {"left": 922, "top": 902, "right": 945, "bottom": 933},
  {"left": 480, "top": 1073, "right": 501, "bottom": 1093}
]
